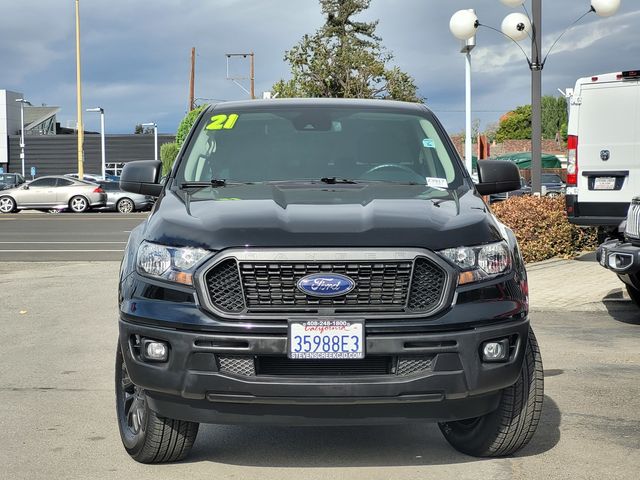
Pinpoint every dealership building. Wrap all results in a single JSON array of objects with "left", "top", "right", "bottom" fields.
[{"left": 1, "top": 89, "right": 174, "bottom": 177}]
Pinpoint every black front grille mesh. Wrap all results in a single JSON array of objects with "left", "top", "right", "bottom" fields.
[
  {"left": 204, "top": 254, "right": 448, "bottom": 316},
  {"left": 205, "top": 259, "right": 244, "bottom": 313},
  {"left": 240, "top": 261, "right": 412, "bottom": 310},
  {"left": 407, "top": 258, "right": 447, "bottom": 312}
]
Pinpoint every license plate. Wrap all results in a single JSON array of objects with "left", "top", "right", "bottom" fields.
[
  {"left": 594, "top": 177, "right": 616, "bottom": 190},
  {"left": 288, "top": 320, "right": 364, "bottom": 359}
]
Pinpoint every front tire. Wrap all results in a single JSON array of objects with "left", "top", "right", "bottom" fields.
[
  {"left": 0, "top": 196, "right": 16, "bottom": 213},
  {"left": 69, "top": 195, "right": 89, "bottom": 213},
  {"left": 115, "top": 343, "right": 199, "bottom": 463},
  {"left": 625, "top": 284, "right": 640, "bottom": 308},
  {"left": 439, "top": 327, "right": 544, "bottom": 457}
]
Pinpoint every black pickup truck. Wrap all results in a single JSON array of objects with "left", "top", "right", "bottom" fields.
[{"left": 116, "top": 99, "right": 543, "bottom": 463}]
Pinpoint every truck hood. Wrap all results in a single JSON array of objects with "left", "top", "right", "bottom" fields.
[{"left": 143, "top": 183, "right": 503, "bottom": 251}]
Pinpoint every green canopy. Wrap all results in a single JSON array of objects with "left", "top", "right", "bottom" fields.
[{"left": 472, "top": 152, "right": 561, "bottom": 170}]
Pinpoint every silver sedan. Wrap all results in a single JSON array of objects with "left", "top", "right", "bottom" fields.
[
  {"left": 0, "top": 176, "right": 107, "bottom": 213},
  {"left": 95, "top": 181, "right": 154, "bottom": 214}
]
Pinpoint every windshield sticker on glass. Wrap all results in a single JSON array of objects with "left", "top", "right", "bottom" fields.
[
  {"left": 206, "top": 114, "right": 239, "bottom": 131},
  {"left": 422, "top": 138, "right": 436, "bottom": 149},
  {"left": 426, "top": 177, "right": 448, "bottom": 189}
]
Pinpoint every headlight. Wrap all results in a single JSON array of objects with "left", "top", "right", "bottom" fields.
[
  {"left": 439, "top": 241, "right": 511, "bottom": 285},
  {"left": 136, "top": 241, "right": 209, "bottom": 285}
]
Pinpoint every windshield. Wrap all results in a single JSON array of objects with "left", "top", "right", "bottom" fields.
[
  {"left": 176, "top": 106, "right": 463, "bottom": 188},
  {"left": 542, "top": 174, "right": 563, "bottom": 183},
  {"left": 0, "top": 174, "right": 17, "bottom": 184}
]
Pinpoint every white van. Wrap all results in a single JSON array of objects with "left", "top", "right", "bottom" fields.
[{"left": 565, "top": 70, "right": 640, "bottom": 230}]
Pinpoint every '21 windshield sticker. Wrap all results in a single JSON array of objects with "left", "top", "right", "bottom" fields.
[{"left": 206, "top": 114, "right": 239, "bottom": 130}]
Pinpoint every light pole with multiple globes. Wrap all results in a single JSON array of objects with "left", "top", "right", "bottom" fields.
[{"left": 449, "top": 0, "right": 621, "bottom": 194}]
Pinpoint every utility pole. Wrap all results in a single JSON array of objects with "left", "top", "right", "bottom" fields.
[
  {"left": 530, "top": 0, "right": 542, "bottom": 195},
  {"left": 250, "top": 52, "right": 255, "bottom": 100},
  {"left": 226, "top": 52, "right": 255, "bottom": 99},
  {"left": 189, "top": 47, "right": 196, "bottom": 111},
  {"left": 75, "top": 0, "right": 84, "bottom": 178}
]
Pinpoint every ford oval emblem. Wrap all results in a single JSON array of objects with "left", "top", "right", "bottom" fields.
[{"left": 297, "top": 273, "right": 356, "bottom": 297}]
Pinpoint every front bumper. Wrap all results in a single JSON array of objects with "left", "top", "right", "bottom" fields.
[
  {"left": 119, "top": 316, "right": 529, "bottom": 425},
  {"left": 597, "top": 239, "right": 640, "bottom": 275}
]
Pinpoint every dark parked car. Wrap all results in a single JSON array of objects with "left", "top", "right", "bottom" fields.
[
  {"left": 116, "top": 99, "right": 542, "bottom": 463},
  {"left": 0, "top": 173, "right": 26, "bottom": 191},
  {"left": 490, "top": 176, "right": 531, "bottom": 203},
  {"left": 540, "top": 173, "right": 566, "bottom": 197}
]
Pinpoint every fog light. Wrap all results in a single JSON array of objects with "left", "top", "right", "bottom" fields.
[
  {"left": 143, "top": 339, "right": 169, "bottom": 362},
  {"left": 482, "top": 339, "right": 510, "bottom": 362}
]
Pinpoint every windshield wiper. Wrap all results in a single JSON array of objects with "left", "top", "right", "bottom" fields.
[
  {"left": 181, "top": 179, "right": 230, "bottom": 189},
  {"left": 319, "top": 177, "right": 358, "bottom": 185}
]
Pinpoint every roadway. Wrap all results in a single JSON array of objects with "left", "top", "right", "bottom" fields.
[
  {"left": 0, "top": 260, "right": 639, "bottom": 479},
  {"left": 0, "top": 211, "right": 147, "bottom": 261}
]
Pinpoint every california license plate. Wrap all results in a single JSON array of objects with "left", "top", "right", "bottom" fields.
[
  {"left": 288, "top": 320, "right": 364, "bottom": 359},
  {"left": 594, "top": 177, "right": 616, "bottom": 190}
]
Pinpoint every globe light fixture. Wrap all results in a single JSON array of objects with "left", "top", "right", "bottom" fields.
[
  {"left": 501, "top": 12, "right": 532, "bottom": 42},
  {"left": 591, "top": 0, "right": 621, "bottom": 17},
  {"left": 500, "top": 0, "right": 525, "bottom": 7},
  {"left": 449, "top": 9, "right": 479, "bottom": 40},
  {"left": 448, "top": 0, "right": 622, "bottom": 195}
]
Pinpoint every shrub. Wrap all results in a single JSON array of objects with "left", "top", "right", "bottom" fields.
[
  {"left": 491, "top": 195, "right": 598, "bottom": 263},
  {"left": 176, "top": 105, "right": 205, "bottom": 147},
  {"left": 160, "top": 142, "right": 179, "bottom": 175}
]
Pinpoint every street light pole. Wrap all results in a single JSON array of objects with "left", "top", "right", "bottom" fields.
[
  {"left": 461, "top": 24, "right": 476, "bottom": 175},
  {"left": 142, "top": 123, "right": 158, "bottom": 161},
  {"left": 531, "top": 0, "right": 543, "bottom": 195},
  {"left": 87, "top": 108, "right": 105, "bottom": 179},
  {"left": 75, "top": 0, "right": 84, "bottom": 179},
  {"left": 15, "top": 98, "right": 28, "bottom": 176}
]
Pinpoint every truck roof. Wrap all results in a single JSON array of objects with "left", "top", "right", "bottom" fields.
[
  {"left": 207, "top": 97, "right": 430, "bottom": 114},
  {"left": 573, "top": 70, "right": 640, "bottom": 88}
]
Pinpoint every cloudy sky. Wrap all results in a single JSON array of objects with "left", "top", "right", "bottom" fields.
[{"left": 0, "top": 0, "right": 637, "bottom": 135}]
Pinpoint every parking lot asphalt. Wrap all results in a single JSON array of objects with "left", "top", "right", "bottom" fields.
[
  {"left": 0, "top": 212, "right": 147, "bottom": 261},
  {"left": 0, "top": 261, "right": 639, "bottom": 480}
]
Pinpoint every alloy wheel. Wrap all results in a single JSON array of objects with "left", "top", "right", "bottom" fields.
[
  {"left": 0, "top": 197, "right": 15, "bottom": 213},
  {"left": 117, "top": 198, "right": 134, "bottom": 214},
  {"left": 71, "top": 197, "right": 87, "bottom": 212},
  {"left": 119, "top": 361, "right": 146, "bottom": 438}
]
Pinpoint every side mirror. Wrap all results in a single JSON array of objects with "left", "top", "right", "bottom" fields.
[
  {"left": 120, "top": 160, "right": 163, "bottom": 197},
  {"left": 22, "top": 184, "right": 29, "bottom": 190},
  {"left": 475, "top": 160, "right": 521, "bottom": 196}
]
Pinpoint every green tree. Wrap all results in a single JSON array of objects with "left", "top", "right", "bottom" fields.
[
  {"left": 273, "top": 0, "right": 420, "bottom": 102},
  {"left": 160, "top": 142, "right": 179, "bottom": 175},
  {"left": 134, "top": 123, "right": 143, "bottom": 134},
  {"left": 541, "top": 95, "right": 568, "bottom": 141},
  {"left": 495, "top": 105, "right": 532, "bottom": 142},
  {"left": 495, "top": 96, "right": 568, "bottom": 143},
  {"left": 176, "top": 105, "right": 205, "bottom": 147}
]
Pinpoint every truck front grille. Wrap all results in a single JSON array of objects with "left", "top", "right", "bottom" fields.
[
  {"left": 199, "top": 249, "right": 452, "bottom": 319},
  {"left": 240, "top": 261, "right": 412, "bottom": 310}
]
